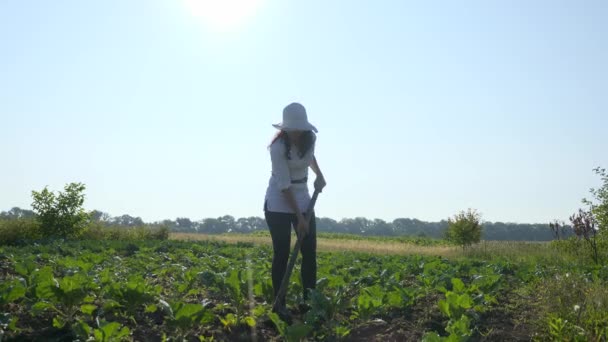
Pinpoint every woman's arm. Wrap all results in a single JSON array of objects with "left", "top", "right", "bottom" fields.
[{"left": 310, "top": 156, "right": 326, "bottom": 192}]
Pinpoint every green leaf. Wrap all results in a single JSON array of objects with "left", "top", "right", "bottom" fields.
[
  {"left": 53, "top": 316, "right": 66, "bottom": 329},
  {"left": 31, "top": 266, "right": 54, "bottom": 285},
  {"left": 73, "top": 320, "right": 91, "bottom": 339},
  {"left": 435, "top": 285, "right": 448, "bottom": 294},
  {"left": 8, "top": 316, "right": 19, "bottom": 332},
  {"left": 102, "top": 299, "right": 122, "bottom": 312},
  {"left": 483, "top": 294, "right": 498, "bottom": 305},
  {"left": 7, "top": 282, "right": 26, "bottom": 302},
  {"left": 83, "top": 295, "right": 96, "bottom": 303},
  {"left": 422, "top": 332, "right": 444, "bottom": 342},
  {"left": 226, "top": 269, "right": 242, "bottom": 302},
  {"left": 252, "top": 305, "right": 268, "bottom": 318},
  {"left": 93, "top": 328, "right": 104, "bottom": 341},
  {"left": 456, "top": 294, "right": 473, "bottom": 309},
  {"left": 175, "top": 303, "right": 204, "bottom": 321},
  {"left": 36, "top": 280, "right": 59, "bottom": 301},
  {"left": 101, "top": 322, "right": 121, "bottom": 337},
  {"left": 243, "top": 316, "right": 256, "bottom": 328},
  {"left": 286, "top": 323, "right": 313, "bottom": 342},
  {"left": 177, "top": 283, "right": 189, "bottom": 293},
  {"left": 32, "top": 301, "right": 54, "bottom": 314},
  {"left": 220, "top": 313, "right": 238, "bottom": 330},
  {"left": 145, "top": 304, "right": 158, "bottom": 313},
  {"left": 451, "top": 278, "right": 465, "bottom": 293},
  {"left": 200, "top": 310, "right": 215, "bottom": 325},
  {"left": 357, "top": 293, "right": 372, "bottom": 311},
  {"left": 445, "top": 292, "right": 459, "bottom": 306},
  {"left": 386, "top": 291, "right": 402, "bottom": 307},
  {"left": 94, "top": 322, "right": 129, "bottom": 341},
  {"left": 445, "top": 315, "right": 472, "bottom": 338},
  {"left": 335, "top": 325, "right": 351, "bottom": 338},
  {"left": 115, "top": 326, "right": 130, "bottom": 339},
  {"left": 268, "top": 312, "right": 286, "bottom": 336},
  {"left": 365, "top": 285, "right": 385, "bottom": 300},
  {"left": 438, "top": 299, "right": 451, "bottom": 318},
  {"left": 81, "top": 304, "right": 97, "bottom": 315},
  {"left": 253, "top": 283, "right": 264, "bottom": 297},
  {"left": 14, "top": 260, "right": 37, "bottom": 277}
]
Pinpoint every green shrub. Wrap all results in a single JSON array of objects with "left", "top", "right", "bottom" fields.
[
  {"left": 551, "top": 168, "right": 608, "bottom": 264},
  {"left": 551, "top": 235, "right": 608, "bottom": 265},
  {"left": 445, "top": 209, "right": 482, "bottom": 251},
  {"left": 31, "top": 182, "right": 90, "bottom": 238},
  {"left": 81, "top": 223, "right": 169, "bottom": 241},
  {"left": 151, "top": 225, "right": 170, "bottom": 240},
  {"left": 584, "top": 167, "right": 608, "bottom": 233},
  {"left": 537, "top": 272, "right": 608, "bottom": 340},
  {"left": 0, "top": 218, "right": 41, "bottom": 245}
]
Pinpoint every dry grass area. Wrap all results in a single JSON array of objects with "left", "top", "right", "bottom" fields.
[{"left": 171, "top": 232, "right": 458, "bottom": 257}]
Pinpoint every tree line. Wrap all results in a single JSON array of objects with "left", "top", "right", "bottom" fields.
[{"left": 1, "top": 207, "right": 570, "bottom": 241}]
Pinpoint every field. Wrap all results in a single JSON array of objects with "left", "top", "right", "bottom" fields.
[
  {"left": 1, "top": 235, "right": 607, "bottom": 341},
  {"left": 171, "top": 232, "right": 456, "bottom": 257}
]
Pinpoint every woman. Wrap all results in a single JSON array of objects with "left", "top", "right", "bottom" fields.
[{"left": 264, "top": 102, "right": 326, "bottom": 316}]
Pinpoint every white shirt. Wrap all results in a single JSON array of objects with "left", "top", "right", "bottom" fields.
[{"left": 264, "top": 134, "right": 316, "bottom": 213}]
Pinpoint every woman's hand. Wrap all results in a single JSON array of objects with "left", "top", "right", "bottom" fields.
[
  {"left": 310, "top": 157, "right": 326, "bottom": 193},
  {"left": 314, "top": 175, "right": 326, "bottom": 193},
  {"left": 296, "top": 215, "right": 310, "bottom": 237}
]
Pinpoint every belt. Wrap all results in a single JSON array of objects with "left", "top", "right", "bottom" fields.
[{"left": 291, "top": 177, "right": 308, "bottom": 184}]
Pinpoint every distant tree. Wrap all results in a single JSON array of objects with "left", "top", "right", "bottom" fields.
[
  {"left": 0, "top": 207, "right": 35, "bottom": 219},
  {"left": 234, "top": 217, "right": 265, "bottom": 233},
  {"left": 3, "top": 201, "right": 568, "bottom": 240},
  {"left": 372, "top": 218, "right": 394, "bottom": 235},
  {"left": 176, "top": 217, "right": 193, "bottom": 231},
  {"left": 90, "top": 210, "right": 111, "bottom": 222},
  {"left": 111, "top": 214, "right": 144, "bottom": 227},
  {"left": 318, "top": 217, "right": 340, "bottom": 233},
  {"left": 445, "top": 209, "right": 483, "bottom": 250},
  {"left": 219, "top": 215, "right": 236, "bottom": 232},
  {"left": 161, "top": 219, "right": 177, "bottom": 230},
  {"left": 200, "top": 218, "right": 222, "bottom": 234},
  {"left": 392, "top": 218, "right": 418, "bottom": 235},
  {"left": 31, "top": 182, "right": 90, "bottom": 238}
]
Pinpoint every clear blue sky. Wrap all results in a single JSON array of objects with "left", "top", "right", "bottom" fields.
[{"left": 1, "top": 0, "right": 606, "bottom": 224}]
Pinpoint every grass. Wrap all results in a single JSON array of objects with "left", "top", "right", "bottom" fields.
[
  {"left": 170, "top": 232, "right": 565, "bottom": 261},
  {"left": 463, "top": 240, "right": 571, "bottom": 263},
  {"left": 172, "top": 232, "right": 455, "bottom": 256}
]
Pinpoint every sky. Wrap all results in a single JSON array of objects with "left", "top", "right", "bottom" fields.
[{"left": 1, "top": 0, "right": 607, "bottom": 224}]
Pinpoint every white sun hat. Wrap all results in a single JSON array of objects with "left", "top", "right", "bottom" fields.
[{"left": 272, "top": 102, "right": 318, "bottom": 133}]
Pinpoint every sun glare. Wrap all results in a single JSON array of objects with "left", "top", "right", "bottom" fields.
[{"left": 184, "top": 0, "right": 266, "bottom": 32}]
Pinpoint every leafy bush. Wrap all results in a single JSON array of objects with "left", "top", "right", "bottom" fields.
[
  {"left": 0, "top": 218, "right": 41, "bottom": 245},
  {"left": 31, "top": 182, "right": 90, "bottom": 238},
  {"left": 81, "top": 222, "right": 169, "bottom": 241},
  {"left": 585, "top": 167, "right": 608, "bottom": 233},
  {"left": 0, "top": 219, "right": 168, "bottom": 244},
  {"left": 536, "top": 272, "right": 608, "bottom": 340},
  {"left": 570, "top": 209, "right": 603, "bottom": 264},
  {"left": 445, "top": 209, "right": 482, "bottom": 251},
  {"left": 551, "top": 167, "right": 608, "bottom": 264}
]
